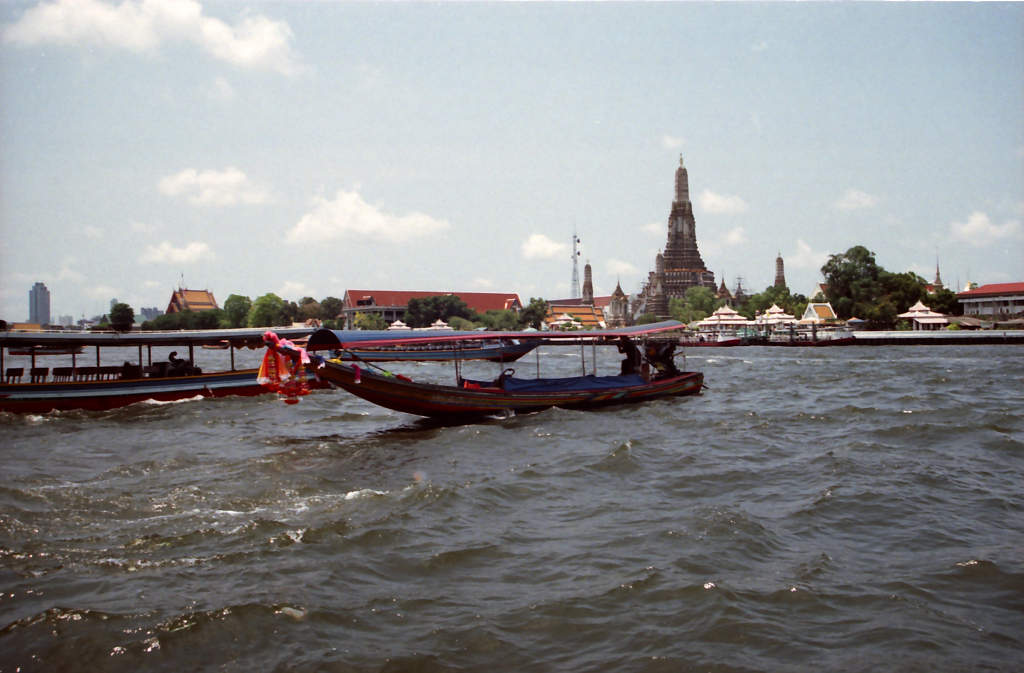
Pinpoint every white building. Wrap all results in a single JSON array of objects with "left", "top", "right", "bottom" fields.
[
  {"left": 956, "top": 283, "right": 1024, "bottom": 317},
  {"left": 897, "top": 301, "right": 948, "bottom": 331}
]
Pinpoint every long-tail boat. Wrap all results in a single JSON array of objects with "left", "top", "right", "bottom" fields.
[
  {"left": 266, "top": 321, "right": 703, "bottom": 420},
  {"left": 0, "top": 327, "right": 317, "bottom": 414}
]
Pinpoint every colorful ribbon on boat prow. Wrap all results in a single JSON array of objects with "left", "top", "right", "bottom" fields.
[{"left": 260, "top": 331, "right": 315, "bottom": 404}]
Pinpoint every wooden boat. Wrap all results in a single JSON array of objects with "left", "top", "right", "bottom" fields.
[
  {"left": 269, "top": 321, "right": 704, "bottom": 420},
  {"left": 0, "top": 326, "right": 318, "bottom": 414}
]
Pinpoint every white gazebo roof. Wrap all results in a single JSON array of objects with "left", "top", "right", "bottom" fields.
[
  {"left": 698, "top": 305, "right": 755, "bottom": 327},
  {"left": 387, "top": 320, "right": 412, "bottom": 330},
  {"left": 898, "top": 300, "right": 947, "bottom": 321},
  {"left": 425, "top": 319, "right": 453, "bottom": 330},
  {"left": 756, "top": 303, "right": 796, "bottom": 325}
]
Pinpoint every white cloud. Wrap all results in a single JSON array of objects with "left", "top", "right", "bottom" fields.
[
  {"left": 642, "top": 222, "right": 663, "bottom": 235},
  {"left": 277, "top": 280, "right": 310, "bottom": 301},
  {"left": 723, "top": 226, "right": 749, "bottom": 245},
  {"left": 751, "top": 41, "right": 768, "bottom": 52},
  {"left": 82, "top": 225, "right": 104, "bottom": 238},
  {"left": 469, "top": 277, "right": 495, "bottom": 289},
  {"left": 287, "top": 189, "right": 449, "bottom": 245},
  {"left": 698, "top": 189, "right": 749, "bottom": 215},
  {"left": 521, "top": 233, "right": 567, "bottom": 260},
  {"left": 158, "top": 167, "right": 272, "bottom": 206},
  {"left": 662, "top": 135, "right": 686, "bottom": 150},
  {"left": 130, "top": 219, "right": 159, "bottom": 234},
  {"left": 834, "top": 188, "right": 878, "bottom": 210},
  {"left": 3, "top": 0, "right": 304, "bottom": 75},
  {"left": 87, "top": 284, "right": 121, "bottom": 300},
  {"left": 606, "top": 259, "right": 637, "bottom": 275},
  {"left": 950, "top": 211, "right": 1023, "bottom": 248},
  {"left": 787, "top": 239, "right": 830, "bottom": 270},
  {"left": 205, "top": 75, "right": 235, "bottom": 102},
  {"left": 139, "top": 241, "right": 215, "bottom": 265}
]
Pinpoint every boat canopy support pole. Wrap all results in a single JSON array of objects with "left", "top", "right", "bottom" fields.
[
  {"left": 96, "top": 346, "right": 101, "bottom": 367},
  {"left": 31, "top": 346, "right": 36, "bottom": 370},
  {"left": 580, "top": 342, "right": 586, "bottom": 376},
  {"left": 231, "top": 344, "right": 235, "bottom": 372},
  {"left": 138, "top": 345, "right": 143, "bottom": 368},
  {"left": 535, "top": 347, "right": 540, "bottom": 379},
  {"left": 592, "top": 341, "right": 596, "bottom": 376}
]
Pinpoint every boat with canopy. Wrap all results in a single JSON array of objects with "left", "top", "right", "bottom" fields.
[
  {"left": 0, "top": 326, "right": 317, "bottom": 414},
  {"left": 263, "top": 320, "right": 704, "bottom": 420}
]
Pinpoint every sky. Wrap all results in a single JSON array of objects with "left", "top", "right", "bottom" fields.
[{"left": 1, "top": 0, "right": 1022, "bottom": 322}]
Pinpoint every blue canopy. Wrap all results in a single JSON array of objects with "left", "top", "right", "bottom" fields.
[
  {"left": 305, "top": 321, "right": 684, "bottom": 351},
  {"left": 465, "top": 373, "right": 647, "bottom": 393}
]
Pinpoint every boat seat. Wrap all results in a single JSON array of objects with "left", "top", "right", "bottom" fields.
[
  {"left": 5, "top": 367, "right": 24, "bottom": 383},
  {"left": 75, "top": 366, "right": 98, "bottom": 381},
  {"left": 30, "top": 367, "right": 49, "bottom": 383},
  {"left": 52, "top": 367, "right": 75, "bottom": 382},
  {"left": 143, "top": 365, "right": 162, "bottom": 378},
  {"left": 98, "top": 366, "right": 122, "bottom": 380}
]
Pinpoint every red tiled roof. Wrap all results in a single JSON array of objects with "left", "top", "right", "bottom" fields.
[
  {"left": 548, "top": 296, "right": 613, "bottom": 309},
  {"left": 957, "top": 282, "right": 1024, "bottom": 299},
  {"left": 546, "top": 305, "right": 606, "bottom": 327},
  {"left": 343, "top": 290, "right": 523, "bottom": 313},
  {"left": 167, "top": 288, "right": 219, "bottom": 314}
]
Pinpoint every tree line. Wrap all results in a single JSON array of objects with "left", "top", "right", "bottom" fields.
[
  {"left": 639, "top": 245, "right": 960, "bottom": 330},
  {"left": 134, "top": 294, "right": 345, "bottom": 331},
  {"left": 113, "top": 294, "right": 550, "bottom": 332}
]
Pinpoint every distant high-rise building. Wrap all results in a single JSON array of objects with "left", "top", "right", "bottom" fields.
[
  {"left": 29, "top": 282, "right": 50, "bottom": 325},
  {"left": 775, "top": 253, "right": 786, "bottom": 288}
]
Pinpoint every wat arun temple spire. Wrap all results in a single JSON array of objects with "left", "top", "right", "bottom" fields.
[{"left": 638, "top": 156, "right": 717, "bottom": 320}]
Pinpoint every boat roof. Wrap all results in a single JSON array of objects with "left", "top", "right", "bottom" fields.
[
  {"left": 306, "top": 320, "right": 685, "bottom": 351},
  {"left": 0, "top": 326, "right": 316, "bottom": 349}
]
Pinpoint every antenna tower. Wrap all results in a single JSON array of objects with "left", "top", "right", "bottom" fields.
[{"left": 571, "top": 228, "right": 582, "bottom": 298}]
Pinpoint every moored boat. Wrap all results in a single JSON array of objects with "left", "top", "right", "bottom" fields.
[{"left": 0, "top": 327, "right": 318, "bottom": 414}]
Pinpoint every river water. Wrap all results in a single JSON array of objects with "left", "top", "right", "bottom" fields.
[{"left": 1, "top": 344, "right": 1022, "bottom": 672}]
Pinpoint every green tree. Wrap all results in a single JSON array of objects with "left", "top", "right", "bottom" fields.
[
  {"left": 636, "top": 312, "right": 658, "bottom": 325},
  {"left": 821, "top": 246, "right": 882, "bottom": 320},
  {"left": 109, "top": 302, "right": 134, "bottom": 331},
  {"left": 928, "top": 288, "right": 961, "bottom": 316},
  {"left": 299, "top": 298, "right": 322, "bottom": 323},
  {"left": 222, "top": 294, "right": 252, "bottom": 328},
  {"left": 248, "top": 293, "right": 286, "bottom": 327},
  {"left": 404, "top": 295, "right": 478, "bottom": 328},
  {"left": 144, "top": 311, "right": 190, "bottom": 331},
  {"left": 320, "top": 296, "right": 343, "bottom": 321},
  {"left": 878, "top": 271, "right": 926, "bottom": 315},
  {"left": 278, "top": 300, "right": 300, "bottom": 326},
  {"left": 448, "top": 316, "right": 481, "bottom": 331},
  {"left": 478, "top": 310, "right": 521, "bottom": 331},
  {"left": 519, "top": 297, "right": 550, "bottom": 330},
  {"left": 669, "top": 286, "right": 721, "bottom": 324},
  {"left": 191, "top": 308, "right": 224, "bottom": 329},
  {"left": 353, "top": 313, "right": 388, "bottom": 330}
]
